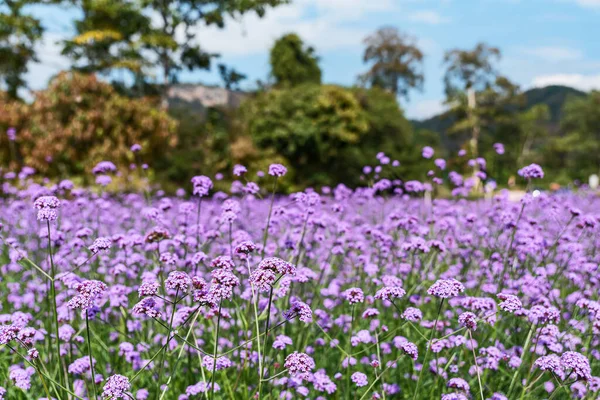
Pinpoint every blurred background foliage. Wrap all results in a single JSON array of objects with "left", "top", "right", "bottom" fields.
[{"left": 1, "top": 1, "right": 599, "bottom": 192}]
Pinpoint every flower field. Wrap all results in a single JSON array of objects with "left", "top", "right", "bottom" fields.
[{"left": 0, "top": 157, "right": 599, "bottom": 400}]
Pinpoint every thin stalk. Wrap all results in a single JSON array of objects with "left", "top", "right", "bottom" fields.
[
  {"left": 412, "top": 299, "right": 444, "bottom": 400},
  {"left": 209, "top": 301, "right": 223, "bottom": 400},
  {"left": 261, "top": 178, "right": 278, "bottom": 258},
  {"left": 468, "top": 330, "right": 484, "bottom": 400},
  {"left": 85, "top": 313, "right": 98, "bottom": 400}
]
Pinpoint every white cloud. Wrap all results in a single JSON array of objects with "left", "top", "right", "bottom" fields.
[
  {"left": 405, "top": 99, "right": 447, "bottom": 120},
  {"left": 574, "top": 0, "right": 600, "bottom": 8},
  {"left": 185, "top": 0, "right": 396, "bottom": 57},
  {"left": 525, "top": 46, "right": 583, "bottom": 62},
  {"left": 531, "top": 73, "right": 600, "bottom": 91},
  {"left": 25, "top": 32, "right": 71, "bottom": 90},
  {"left": 407, "top": 10, "right": 450, "bottom": 24}
]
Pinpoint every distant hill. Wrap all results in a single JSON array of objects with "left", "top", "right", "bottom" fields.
[{"left": 411, "top": 85, "right": 587, "bottom": 150}]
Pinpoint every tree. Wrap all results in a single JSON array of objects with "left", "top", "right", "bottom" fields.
[
  {"left": 546, "top": 91, "right": 600, "bottom": 181},
  {"left": 61, "top": 0, "right": 151, "bottom": 79},
  {"left": 0, "top": 0, "right": 43, "bottom": 99},
  {"left": 218, "top": 63, "right": 246, "bottom": 90},
  {"left": 443, "top": 43, "right": 503, "bottom": 159},
  {"left": 139, "top": 0, "right": 288, "bottom": 93},
  {"left": 269, "top": 33, "right": 321, "bottom": 86},
  {"left": 359, "top": 27, "right": 424, "bottom": 100},
  {"left": 0, "top": 72, "right": 177, "bottom": 179}
]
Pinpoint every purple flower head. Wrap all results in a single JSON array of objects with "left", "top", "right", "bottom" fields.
[
  {"left": 89, "top": 237, "right": 112, "bottom": 254},
  {"left": 458, "top": 312, "right": 477, "bottom": 331},
  {"left": 132, "top": 297, "right": 161, "bottom": 318},
  {"left": 400, "top": 341, "right": 418, "bottom": 360},
  {"left": 202, "top": 355, "right": 232, "bottom": 371},
  {"left": 434, "top": 159, "right": 446, "bottom": 170},
  {"left": 497, "top": 293, "right": 522, "bottom": 313},
  {"left": 560, "top": 351, "right": 592, "bottom": 380},
  {"left": 234, "top": 241, "right": 257, "bottom": 256},
  {"left": 493, "top": 143, "right": 505, "bottom": 155},
  {"left": 138, "top": 281, "right": 159, "bottom": 297},
  {"left": 283, "top": 300, "right": 313, "bottom": 323},
  {"left": 233, "top": 164, "right": 247, "bottom": 176},
  {"left": 422, "top": 146, "right": 434, "bottom": 159},
  {"left": 165, "top": 271, "right": 192, "bottom": 293},
  {"left": 0, "top": 325, "right": 20, "bottom": 345},
  {"left": 343, "top": 287, "right": 365, "bottom": 304},
  {"left": 284, "top": 352, "right": 315, "bottom": 374},
  {"left": 191, "top": 175, "right": 213, "bottom": 197},
  {"left": 211, "top": 256, "right": 235, "bottom": 271},
  {"left": 447, "top": 377, "right": 470, "bottom": 392},
  {"left": 34, "top": 195, "right": 60, "bottom": 221},
  {"left": 268, "top": 163, "right": 287, "bottom": 177},
  {"left": 375, "top": 286, "right": 406, "bottom": 301},
  {"left": 427, "top": 279, "right": 465, "bottom": 299},
  {"left": 518, "top": 163, "right": 544, "bottom": 180},
  {"left": 102, "top": 374, "right": 130, "bottom": 399},
  {"left": 130, "top": 144, "right": 142, "bottom": 153},
  {"left": 92, "top": 161, "right": 117, "bottom": 175},
  {"left": 351, "top": 372, "right": 368, "bottom": 387},
  {"left": 7, "top": 128, "right": 16, "bottom": 141},
  {"left": 402, "top": 307, "right": 423, "bottom": 322}
]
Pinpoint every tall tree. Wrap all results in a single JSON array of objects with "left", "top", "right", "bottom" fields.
[
  {"left": 269, "top": 33, "right": 321, "bottom": 86},
  {"left": 359, "top": 26, "right": 424, "bottom": 100},
  {"left": 61, "top": 0, "right": 151, "bottom": 78},
  {"left": 0, "top": 0, "right": 43, "bottom": 99},
  {"left": 139, "top": 0, "right": 288, "bottom": 93},
  {"left": 443, "top": 43, "right": 502, "bottom": 158},
  {"left": 218, "top": 63, "right": 246, "bottom": 90}
]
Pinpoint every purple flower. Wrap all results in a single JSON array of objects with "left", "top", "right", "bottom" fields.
[
  {"left": 202, "top": 355, "right": 232, "bottom": 371},
  {"left": 458, "top": 312, "right": 477, "bottom": 331},
  {"left": 283, "top": 300, "right": 313, "bottom": 323},
  {"left": 402, "top": 307, "right": 423, "bottom": 322},
  {"left": 130, "top": 144, "right": 142, "bottom": 152},
  {"left": 494, "top": 143, "right": 505, "bottom": 155},
  {"left": 165, "top": 271, "right": 192, "bottom": 293},
  {"left": 518, "top": 163, "right": 544, "bottom": 180},
  {"left": 92, "top": 161, "right": 117, "bottom": 175},
  {"left": 268, "top": 163, "right": 287, "bottom": 177},
  {"left": 191, "top": 175, "right": 213, "bottom": 197},
  {"left": 374, "top": 286, "right": 406, "bottom": 301},
  {"left": 284, "top": 352, "right": 315, "bottom": 374},
  {"left": 6, "top": 128, "right": 16, "bottom": 141},
  {"left": 427, "top": 279, "right": 465, "bottom": 299},
  {"left": 497, "top": 293, "right": 522, "bottom": 313},
  {"left": 422, "top": 146, "right": 434, "bottom": 159},
  {"left": 447, "top": 377, "right": 470, "bottom": 392},
  {"left": 560, "top": 351, "right": 592, "bottom": 380},
  {"left": 351, "top": 372, "right": 368, "bottom": 387},
  {"left": 343, "top": 288, "right": 365, "bottom": 304},
  {"left": 233, "top": 164, "right": 247, "bottom": 176},
  {"left": 89, "top": 237, "right": 112, "bottom": 254},
  {"left": 102, "top": 374, "right": 130, "bottom": 399}
]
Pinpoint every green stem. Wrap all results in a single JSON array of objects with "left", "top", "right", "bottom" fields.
[
  {"left": 412, "top": 299, "right": 444, "bottom": 400},
  {"left": 209, "top": 301, "right": 223, "bottom": 400},
  {"left": 85, "top": 314, "right": 98, "bottom": 400}
]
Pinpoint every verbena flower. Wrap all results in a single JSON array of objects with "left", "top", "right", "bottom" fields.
[
  {"left": 102, "top": 374, "right": 130, "bottom": 399},
  {"left": 351, "top": 372, "right": 368, "bottom": 387},
  {"left": 428, "top": 279, "right": 465, "bottom": 299},
  {"left": 284, "top": 352, "right": 315, "bottom": 374}
]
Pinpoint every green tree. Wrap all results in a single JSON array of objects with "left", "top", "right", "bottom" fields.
[
  {"left": 269, "top": 33, "right": 321, "bottom": 86},
  {"left": 443, "top": 43, "right": 505, "bottom": 158},
  {"left": 0, "top": 0, "right": 43, "bottom": 99},
  {"left": 0, "top": 72, "right": 177, "bottom": 181},
  {"left": 61, "top": 0, "right": 151, "bottom": 79},
  {"left": 139, "top": 0, "right": 287, "bottom": 92},
  {"left": 218, "top": 63, "right": 246, "bottom": 90},
  {"left": 359, "top": 26, "right": 424, "bottom": 99},
  {"left": 546, "top": 91, "right": 600, "bottom": 181}
]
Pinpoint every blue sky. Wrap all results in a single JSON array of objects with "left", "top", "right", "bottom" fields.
[{"left": 24, "top": 0, "right": 600, "bottom": 119}]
